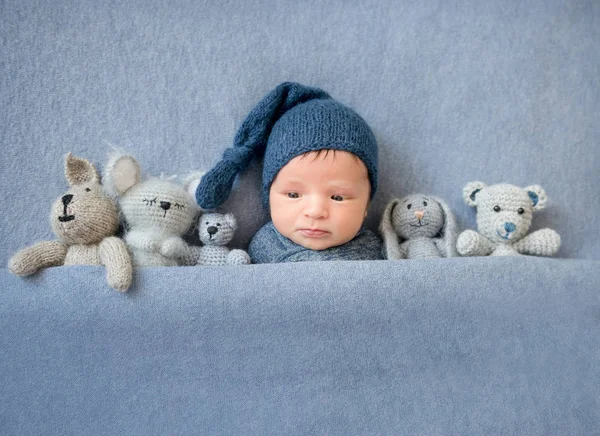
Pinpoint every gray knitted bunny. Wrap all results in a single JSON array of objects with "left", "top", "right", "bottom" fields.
[
  {"left": 177, "top": 213, "right": 251, "bottom": 266},
  {"left": 8, "top": 153, "right": 133, "bottom": 291},
  {"left": 103, "top": 152, "right": 200, "bottom": 266},
  {"left": 456, "top": 182, "right": 560, "bottom": 257},
  {"left": 379, "top": 194, "right": 458, "bottom": 259}
]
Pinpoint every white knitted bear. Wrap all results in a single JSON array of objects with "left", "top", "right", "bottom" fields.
[
  {"left": 177, "top": 213, "right": 251, "bottom": 266},
  {"left": 456, "top": 182, "right": 561, "bottom": 257},
  {"left": 103, "top": 152, "right": 200, "bottom": 266}
]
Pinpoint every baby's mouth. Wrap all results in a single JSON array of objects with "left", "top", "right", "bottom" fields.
[{"left": 299, "top": 229, "right": 329, "bottom": 238}]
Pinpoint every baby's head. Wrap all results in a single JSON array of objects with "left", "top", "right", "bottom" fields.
[
  {"left": 269, "top": 149, "right": 371, "bottom": 250},
  {"left": 195, "top": 82, "right": 378, "bottom": 250}
]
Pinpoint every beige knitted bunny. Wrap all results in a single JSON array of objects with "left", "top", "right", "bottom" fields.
[{"left": 8, "top": 153, "right": 133, "bottom": 291}]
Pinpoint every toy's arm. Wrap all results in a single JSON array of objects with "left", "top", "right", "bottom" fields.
[
  {"left": 397, "top": 241, "right": 409, "bottom": 259},
  {"left": 8, "top": 241, "right": 67, "bottom": 276},
  {"left": 125, "top": 230, "right": 162, "bottom": 252},
  {"left": 160, "top": 237, "right": 199, "bottom": 265},
  {"left": 512, "top": 228, "right": 561, "bottom": 256},
  {"left": 456, "top": 230, "right": 495, "bottom": 256},
  {"left": 99, "top": 237, "right": 133, "bottom": 292},
  {"left": 227, "top": 249, "right": 251, "bottom": 265}
]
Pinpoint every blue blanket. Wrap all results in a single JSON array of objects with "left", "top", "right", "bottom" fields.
[{"left": 1, "top": 258, "right": 599, "bottom": 435}]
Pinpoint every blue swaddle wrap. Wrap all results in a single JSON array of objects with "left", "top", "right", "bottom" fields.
[{"left": 248, "top": 221, "right": 383, "bottom": 263}]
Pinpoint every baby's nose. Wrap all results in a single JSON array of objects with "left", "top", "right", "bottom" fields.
[{"left": 414, "top": 210, "right": 425, "bottom": 220}]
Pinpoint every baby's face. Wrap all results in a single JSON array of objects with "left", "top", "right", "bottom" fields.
[{"left": 269, "top": 150, "right": 371, "bottom": 250}]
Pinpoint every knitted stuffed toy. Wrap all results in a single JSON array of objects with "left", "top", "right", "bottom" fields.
[
  {"left": 175, "top": 213, "right": 251, "bottom": 266},
  {"left": 379, "top": 194, "right": 458, "bottom": 259},
  {"left": 456, "top": 182, "right": 561, "bottom": 257},
  {"left": 103, "top": 152, "right": 200, "bottom": 266},
  {"left": 8, "top": 153, "right": 133, "bottom": 291}
]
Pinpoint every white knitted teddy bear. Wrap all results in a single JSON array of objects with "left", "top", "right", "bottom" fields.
[
  {"left": 8, "top": 153, "right": 133, "bottom": 291},
  {"left": 456, "top": 181, "right": 561, "bottom": 257},
  {"left": 103, "top": 152, "right": 200, "bottom": 266},
  {"left": 176, "top": 213, "right": 251, "bottom": 266}
]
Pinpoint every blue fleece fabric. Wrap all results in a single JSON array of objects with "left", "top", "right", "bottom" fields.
[
  {"left": 248, "top": 221, "right": 383, "bottom": 263},
  {"left": 1, "top": 258, "right": 599, "bottom": 435}
]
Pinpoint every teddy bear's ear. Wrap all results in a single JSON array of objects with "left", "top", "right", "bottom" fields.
[
  {"left": 64, "top": 153, "right": 99, "bottom": 186},
  {"left": 224, "top": 213, "right": 237, "bottom": 229},
  {"left": 103, "top": 153, "right": 141, "bottom": 197},
  {"left": 524, "top": 185, "right": 548, "bottom": 211},
  {"left": 463, "top": 181, "right": 486, "bottom": 207}
]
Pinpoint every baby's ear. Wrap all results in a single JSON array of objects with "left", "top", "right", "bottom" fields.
[
  {"left": 524, "top": 185, "right": 548, "bottom": 211},
  {"left": 65, "top": 153, "right": 99, "bottom": 186},
  {"left": 103, "top": 153, "right": 141, "bottom": 197},
  {"left": 463, "top": 181, "right": 486, "bottom": 207}
]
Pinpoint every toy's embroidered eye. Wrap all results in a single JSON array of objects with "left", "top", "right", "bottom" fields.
[
  {"left": 493, "top": 205, "right": 501, "bottom": 212},
  {"left": 143, "top": 198, "right": 157, "bottom": 206},
  {"left": 518, "top": 208, "right": 525, "bottom": 215},
  {"left": 217, "top": 223, "right": 221, "bottom": 226},
  {"left": 407, "top": 204, "right": 412, "bottom": 210},
  {"left": 331, "top": 195, "right": 344, "bottom": 202},
  {"left": 206, "top": 222, "right": 209, "bottom": 225},
  {"left": 85, "top": 188, "right": 91, "bottom": 192},
  {"left": 287, "top": 192, "right": 300, "bottom": 199},
  {"left": 423, "top": 201, "right": 428, "bottom": 206},
  {"left": 172, "top": 202, "right": 186, "bottom": 210}
]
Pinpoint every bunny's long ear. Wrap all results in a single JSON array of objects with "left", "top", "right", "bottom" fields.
[
  {"left": 65, "top": 153, "right": 99, "bottom": 186},
  {"left": 379, "top": 198, "right": 403, "bottom": 260},
  {"left": 432, "top": 196, "right": 458, "bottom": 257},
  {"left": 183, "top": 171, "right": 206, "bottom": 205},
  {"left": 103, "top": 152, "right": 141, "bottom": 197}
]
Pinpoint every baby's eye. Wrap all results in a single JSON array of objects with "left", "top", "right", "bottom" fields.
[
  {"left": 407, "top": 204, "right": 412, "bottom": 210},
  {"left": 287, "top": 192, "right": 300, "bottom": 199},
  {"left": 331, "top": 195, "right": 344, "bottom": 202}
]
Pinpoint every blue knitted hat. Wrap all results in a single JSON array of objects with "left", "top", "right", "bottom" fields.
[{"left": 195, "top": 82, "right": 378, "bottom": 209}]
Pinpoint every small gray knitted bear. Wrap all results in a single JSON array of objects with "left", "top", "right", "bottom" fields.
[
  {"left": 456, "top": 182, "right": 561, "bottom": 257},
  {"left": 103, "top": 152, "right": 200, "bottom": 266},
  {"left": 379, "top": 194, "right": 458, "bottom": 259},
  {"left": 8, "top": 153, "right": 133, "bottom": 291},
  {"left": 176, "top": 213, "right": 251, "bottom": 266}
]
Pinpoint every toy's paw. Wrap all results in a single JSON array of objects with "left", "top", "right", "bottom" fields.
[
  {"left": 519, "top": 228, "right": 561, "bottom": 256},
  {"left": 456, "top": 230, "right": 481, "bottom": 257},
  {"left": 227, "top": 249, "right": 251, "bottom": 265},
  {"left": 8, "top": 251, "right": 36, "bottom": 276},
  {"left": 106, "top": 267, "right": 132, "bottom": 292},
  {"left": 126, "top": 232, "right": 162, "bottom": 252},
  {"left": 160, "top": 237, "right": 189, "bottom": 259}
]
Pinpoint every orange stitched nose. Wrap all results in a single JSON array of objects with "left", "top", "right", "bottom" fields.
[{"left": 414, "top": 210, "right": 425, "bottom": 220}]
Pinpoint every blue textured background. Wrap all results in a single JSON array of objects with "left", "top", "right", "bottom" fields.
[
  {"left": 1, "top": 0, "right": 599, "bottom": 261},
  {"left": 1, "top": 1, "right": 600, "bottom": 435}
]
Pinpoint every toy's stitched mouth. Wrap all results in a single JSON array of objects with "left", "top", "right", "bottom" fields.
[
  {"left": 496, "top": 230, "right": 511, "bottom": 240},
  {"left": 58, "top": 215, "right": 75, "bottom": 222},
  {"left": 409, "top": 222, "right": 428, "bottom": 227}
]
